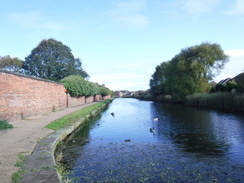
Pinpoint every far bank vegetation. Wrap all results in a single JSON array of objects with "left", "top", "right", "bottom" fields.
[{"left": 149, "top": 42, "right": 244, "bottom": 112}]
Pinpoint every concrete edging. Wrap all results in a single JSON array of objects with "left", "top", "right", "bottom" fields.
[{"left": 20, "top": 103, "right": 109, "bottom": 183}]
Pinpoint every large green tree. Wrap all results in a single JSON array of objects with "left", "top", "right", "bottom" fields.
[
  {"left": 0, "top": 55, "right": 23, "bottom": 72},
  {"left": 23, "top": 38, "right": 89, "bottom": 81},
  {"left": 149, "top": 62, "right": 169, "bottom": 99},
  {"left": 150, "top": 42, "right": 229, "bottom": 101}
]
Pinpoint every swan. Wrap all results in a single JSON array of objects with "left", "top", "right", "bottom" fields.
[{"left": 154, "top": 118, "right": 159, "bottom": 121}]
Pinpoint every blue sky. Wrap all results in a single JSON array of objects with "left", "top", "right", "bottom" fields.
[{"left": 0, "top": 0, "right": 243, "bottom": 91}]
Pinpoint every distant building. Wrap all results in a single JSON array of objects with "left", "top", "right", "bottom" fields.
[
  {"left": 113, "top": 91, "right": 124, "bottom": 97},
  {"left": 217, "top": 77, "right": 234, "bottom": 85}
]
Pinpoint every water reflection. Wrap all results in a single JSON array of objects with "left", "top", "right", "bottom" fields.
[
  {"left": 151, "top": 102, "right": 244, "bottom": 160},
  {"left": 58, "top": 98, "right": 244, "bottom": 182}
]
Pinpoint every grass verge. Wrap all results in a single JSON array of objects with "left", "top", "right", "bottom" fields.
[
  {"left": 12, "top": 154, "right": 25, "bottom": 183},
  {"left": 45, "top": 99, "right": 113, "bottom": 131},
  {"left": 0, "top": 120, "right": 13, "bottom": 130}
]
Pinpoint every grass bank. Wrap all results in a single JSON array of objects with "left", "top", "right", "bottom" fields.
[
  {"left": 46, "top": 99, "right": 113, "bottom": 131},
  {"left": 185, "top": 92, "right": 244, "bottom": 112}
]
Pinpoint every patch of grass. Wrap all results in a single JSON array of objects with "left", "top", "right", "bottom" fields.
[
  {"left": 46, "top": 99, "right": 113, "bottom": 131},
  {"left": 12, "top": 154, "right": 25, "bottom": 183},
  {"left": 0, "top": 119, "right": 13, "bottom": 130}
]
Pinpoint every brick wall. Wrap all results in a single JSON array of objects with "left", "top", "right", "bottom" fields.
[
  {"left": 85, "top": 96, "right": 95, "bottom": 103},
  {"left": 0, "top": 70, "right": 110, "bottom": 122},
  {"left": 103, "top": 95, "right": 111, "bottom": 100},
  {"left": 0, "top": 71, "right": 67, "bottom": 121},
  {"left": 94, "top": 95, "right": 100, "bottom": 102},
  {"left": 67, "top": 95, "right": 85, "bottom": 107}
]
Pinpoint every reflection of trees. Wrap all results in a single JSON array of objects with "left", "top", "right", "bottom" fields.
[
  {"left": 150, "top": 103, "right": 232, "bottom": 155},
  {"left": 56, "top": 113, "right": 104, "bottom": 170},
  {"left": 55, "top": 123, "right": 91, "bottom": 169}
]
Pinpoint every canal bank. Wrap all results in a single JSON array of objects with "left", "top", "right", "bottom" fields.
[
  {"left": 20, "top": 100, "right": 111, "bottom": 183},
  {"left": 0, "top": 100, "right": 111, "bottom": 183}
]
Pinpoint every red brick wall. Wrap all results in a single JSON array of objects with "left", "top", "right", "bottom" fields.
[
  {"left": 0, "top": 70, "right": 110, "bottom": 122},
  {"left": 103, "top": 95, "right": 111, "bottom": 100},
  {"left": 94, "top": 95, "right": 100, "bottom": 102},
  {"left": 67, "top": 94, "right": 85, "bottom": 107},
  {"left": 0, "top": 71, "right": 67, "bottom": 121},
  {"left": 85, "top": 96, "right": 94, "bottom": 103}
]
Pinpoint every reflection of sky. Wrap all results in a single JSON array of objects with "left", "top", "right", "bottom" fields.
[
  {"left": 69, "top": 98, "right": 244, "bottom": 165},
  {"left": 89, "top": 98, "right": 156, "bottom": 142},
  {"left": 210, "top": 112, "right": 244, "bottom": 145},
  {"left": 60, "top": 98, "right": 244, "bottom": 182}
]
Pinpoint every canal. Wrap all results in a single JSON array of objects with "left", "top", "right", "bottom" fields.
[{"left": 57, "top": 98, "right": 244, "bottom": 182}]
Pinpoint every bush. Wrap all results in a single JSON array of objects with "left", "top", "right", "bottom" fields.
[
  {"left": 61, "top": 75, "right": 87, "bottom": 96},
  {"left": 87, "top": 81, "right": 100, "bottom": 96},
  {"left": 61, "top": 75, "right": 112, "bottom": 97},
  {"left": 100, "top": 86, "right": 110, "bottom": 96},
  {"left": 0, "top": 120, "right": 13, "bottom": 130}
]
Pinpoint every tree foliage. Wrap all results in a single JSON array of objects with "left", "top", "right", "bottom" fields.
[
  {"left": 61, "top": 75, "right": 111, "bottom": 97},
  {"left": 150, "top": 42, "right": 229, "bottom": 101},
  {"left": 61, "top": 75, "right": 88, "bottom": 96},
  {"left": 0, "top": 55, "right": 23, "bottom": 72},
  {"left": 23, "top": 38, "right": 89, "bottom": 81},
  {"left": 100, "top": 86, "right": 111, "bottom": 96},
  {"left": 150, "top": 62, "right": 169, "bottom": 98}
]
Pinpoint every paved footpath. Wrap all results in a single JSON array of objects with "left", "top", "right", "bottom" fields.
[{"left": 0, "top": 102, "right": 98, "bottom": 183}]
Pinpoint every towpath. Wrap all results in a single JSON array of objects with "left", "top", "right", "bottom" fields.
[{"left": 0, "top": 102, "right": 99, "bottom": 183}]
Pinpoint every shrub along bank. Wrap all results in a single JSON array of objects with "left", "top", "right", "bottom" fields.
[
  {"left": 0, "top": 120, "right": 13, "bottom": 130},
  {"left": 61, "top": 75, "right": 110, "bottom": 97},
  {"left": 185, "top": 92, "right": 244, "bottom": 112}
]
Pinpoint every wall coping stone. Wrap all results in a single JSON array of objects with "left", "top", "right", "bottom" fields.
[{"left": 0, "top": 69, "right": 63, "bottom": 85}]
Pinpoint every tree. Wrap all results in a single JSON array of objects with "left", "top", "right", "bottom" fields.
[
  {"left": 23, "top": 38, "right": 89, "bottom": 81},
  {"left": 169, "top": 43, "right": 229, "bottom": 101},
  {"left": 150, "top": 42, "right": 229, "bottom": 101},
  {"left": 150, "top": 62, "right": 169, "bottom": 99},
  {"left": 0, "top": 55, "right": 23, "bottom": 72}
]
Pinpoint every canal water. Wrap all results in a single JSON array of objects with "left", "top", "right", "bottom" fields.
[{"left": 58, "top": 98, "right": 244, "bottom": 182}]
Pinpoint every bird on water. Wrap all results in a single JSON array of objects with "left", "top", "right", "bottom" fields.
[{"left": 149, "top": 127, "right": 155, "bottom": 133}]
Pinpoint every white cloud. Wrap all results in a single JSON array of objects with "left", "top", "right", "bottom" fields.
[
  {"left": 174, "top": 0, "right": 219, "bottom": 14},
  {"left": 225, "top": 49, "right": 244, "bottom": 57},
  {"left": 214, "top": 49, "right": 244, "bottom": 82},
  {"left": 7, "top": 11, "right": 71, "bottom": 31},
  {"left": 105, "top": 0, "right": 149, "bottom": 29}
]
